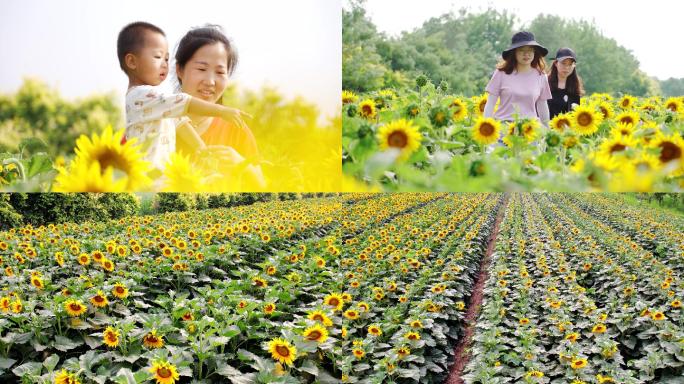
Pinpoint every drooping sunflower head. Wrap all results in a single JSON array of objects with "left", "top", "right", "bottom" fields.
[
  {"left": 599, "top": 134, "right": 637, "bottom": 158},
  {"left": 303, "top": 324, "right": 329, "bottom": 343},
  {"left": 148, "top": 360, "right": 180, "bottom": 384},
  {"left": 376, "top": 119, "right": 422, "bottom": 159},
  {"left": 54, "top": 369, "right": 81, "bottom": 384},
  {"left": 267, "top": 337, "right": 297, "bottom": 366},
  {"left": 471, "top": 117, "right": 502, "bottom": 145},
  {"left": 570, "top": 105, "right": 603, "bottom": 136},
  {"left": 358, "top": 99, "right": 377, "bottom": 119}
]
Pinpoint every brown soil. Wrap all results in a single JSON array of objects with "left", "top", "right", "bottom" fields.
[{"left": 445, "top": 195, "right": 508, "bottom": 384}]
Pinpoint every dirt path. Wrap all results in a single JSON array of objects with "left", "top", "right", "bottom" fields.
[{"left": 445, "top": 194, "right": 508, "bottom": 384}]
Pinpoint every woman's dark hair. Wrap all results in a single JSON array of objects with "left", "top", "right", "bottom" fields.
[
  {"left": 548, "top": 60, "right": 585, "bottom": 96},
  {"left": 497, "top": 47, "right": 546, "bottom": 75},
  {"left": 175, "top": 25, "right": 238, "bottom": 84},
  {"left": 117, "top": 21, "right": 165, "bottom": 73}
]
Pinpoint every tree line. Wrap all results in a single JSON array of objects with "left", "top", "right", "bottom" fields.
[{"left": 343, "top": 0, "right": 680, "bottom": 97}]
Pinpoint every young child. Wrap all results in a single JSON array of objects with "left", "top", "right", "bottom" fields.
[{"left": 117, "top": 21, "right": 245, "bottom": 172}]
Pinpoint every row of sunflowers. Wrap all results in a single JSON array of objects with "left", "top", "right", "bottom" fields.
[
  {"left": 342, "top": 86, "right": 684, "bottom": 192},
  {"left": 464, "top": 193, "right": 684, "bottom": 383},
  {"left": 0, "top": 193, "right": 505, "bottom": 383}
]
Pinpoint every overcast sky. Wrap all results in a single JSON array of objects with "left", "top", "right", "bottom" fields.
[
  {"left": 349, "top": 0, "right": 682, "bottom": 80},
  {"left": 0, "top": 0, "right": 341, "bottom": 119}
]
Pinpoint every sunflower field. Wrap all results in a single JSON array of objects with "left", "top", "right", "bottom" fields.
[
  {"left": 0, "top": 193, "right": 681, "bottom": 383},
  {"left": 342, "top": 84, "right": 684, "bottom": 192}
]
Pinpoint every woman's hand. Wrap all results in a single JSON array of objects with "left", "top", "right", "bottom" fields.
[{"left": 221, "top": 107, "right": 252, "bottom": 128}]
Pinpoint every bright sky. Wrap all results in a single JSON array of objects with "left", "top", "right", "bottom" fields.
[
  {"left": 0, "top": 0, "right": 341, "bottom": 120},
  {"left": 350, "top": 0, "right": 682, "bottom": 80}
]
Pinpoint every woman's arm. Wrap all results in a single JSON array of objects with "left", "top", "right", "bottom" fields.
[
  {"left": 187, "top": 97, "right": 249, "bottom": 126},
  {"left": 176, "top": 118, "right": 207, "bottom": 153}
]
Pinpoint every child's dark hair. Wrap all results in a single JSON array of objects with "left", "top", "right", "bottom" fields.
[
  {"left": 117, "top": 21, "right": 165, "bottom": 73},
  {"left": 175, "top": 25, "right": 238, "bottom": 83}
]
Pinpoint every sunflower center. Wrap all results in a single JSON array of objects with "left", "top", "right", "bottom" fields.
[
  {"left": 387, "top": 131, "right": 408, "bottom": 148},
  {"left": 307, "top": 331, "right": 322, "bottom": 340},
  {"left": 609, "top": 144, "right": 626, "bottom": 154},
  {"left": 94, "top": 296, "right": 104, "bottom": 302},
  {"left": 158, "top": 367, "right": 172, "bottom": 378},
  {"left": 362, "top": 105, "right": 372, "bottom": 115},
  {"left": 312, "top": 314, "right": 323, "bottom": 321},
  {"left": 115, "top": 287, "right": 124, "bottom": 294},
  {"left": 276, "top": 345, "right": 291, "bottom": 357},
  {"left": 479, "top": 123, "right": 495, "bottom": 136},
  {"left": 620, "top": 117, "right": 634, "bottom": 125},
  {"left": 107, "top": 333, "right": 117, "bottom": 342},
  {"left": 667, "top": 103, "right": 677, "bottom": 112},
  {"left": 96, "top": 148, "right": 130, "bottom": 174},
  {"left": 659, "top": 142, "right": 682, "bottom": 162},
  {"left": 328, "top": 298, "right": 339, "bottom": 307},
  {"left": 577, "top": 113, "right": 592, "bottom": 126},
  {"left": 600, "top": 107, "right": 608, "bottom": 118},
  {"left": 70, "top": 303, "right": 81, "bottom": 311}
]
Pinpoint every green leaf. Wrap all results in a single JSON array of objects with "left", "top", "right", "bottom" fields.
[
  {"left": 42, "top": 354, "right": 59, "bottom": 371},
  {"left": 113, "top": 368, "right": 137, "bottom": 384},
  {"left": 24, "top": 152, "right": 53, "bottom": 179},
  {"left": 0, "top": 357, "right": 16, "bottom": 370},
  {"left": 215, "top": 362, "right": 243, "bottom": 377},
  {"left": 299, "top": 359, "right": 318, "bottom": 376},
  {"left": 53, "top": 335, "right": 84, "bottom": 352},
  {"left": 12, "top": 361, "right": 42, "bottom": 378}
]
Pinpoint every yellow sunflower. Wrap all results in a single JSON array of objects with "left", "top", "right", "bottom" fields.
[
  {"left": 342, "top": 90, "right": 358, "bottom": 105},
  {"left": 64, "top": 299, "right": 87, "bottom": 317},
  {"left": 594, "top": 100, "right": 614, "bottom": 120},
  {"left": 618, "top": 95, "right": 637, "bottom": 109},
  {"left": 358, "top": 99, "right": 377, "bottom": 119},
  {"left": 550, "top": 113, "right": 572, "bottom": 132},
  {"left": 614, "top": 110, "right": 640, "bottom": 126},
  {"left": 344, "top": 309, "right": 360, "bottom": 320},
  {"left": 143, "top": 329, "right": 164, "bottom": 349},
  {"left": 31, "top": 276, "right": 44, "bottom": 290},
  {"left": 367, "top": 324, "right": 382, "bottom": 336},
  {"left": 102, "top": 326, "right": 120, "bottom": 348},
  {"left": 451, "top": 98, "right": 468, "bottom": 121},
  {"left": 592, "top": 323, "right": 607, "bottom": 333},
  {"left": 263, "top": 303, "right": 276, "bottom": 315},
  {"left": 65, "top": 126, "right": 151, "bottom": 191},
  {"left": 112, "top": 283, "right": 129, "bottom": 299},
  {"left": 610, "top": 122, "right": 635, "bottom": 137},
  {"left": 570, "top": 105, "right": 603, "bottom": 136},
  {"left": 303, "top": 324, "right": 329, "bottom": 343},
  {"left": 90, "top": 290, "right": 108, "bottom": 308},
  {"left": 162, "top": 153, "right": 206, "bottom": 192},
  {"left": 599, "top": 135, "right": 637, "bottom": 158},
  {"left": 307, "top": 310, "right": 333, "bottom": 326},
  {"left": 54, "top": 160, "right": 128, "bottom": 192},
  {"left": 651, "top": 311, "right": 666, "bottom": 321},
  {"left": 376, "top": 119, "right": 422, "bottom": 159},
  {"left": 323, "top": 293, "right": 344, "bottom": 311},
  {"left": 54, "top": 369, "right": 81, "bottom": 384},
  {"left": 664, "top": 97, "right": 683, "bottom": 113},
  {"left": 352, "top": 348, "right": 365, "bottom": 359},
  {"left": 650, "top": 134, "right": 684, "bottom": 174},
  {"left": 267, "top": 338, "right": 297, "bottom": 366},
  {"left": 471, "top": 117, "right": 502, "bottom": 145},
  {"left": 149, "top": 360, "right": 180, "bottom": 384},
  {"left": 570, "top": 358, "right": 588, "bottom": 369}
]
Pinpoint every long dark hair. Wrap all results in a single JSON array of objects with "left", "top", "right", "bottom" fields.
[
  {"left": 548, "top": 60, "right": 585, "bottom": 96},
  {"left": 497, "top": 47, "right": 546, "bottom": 75}
]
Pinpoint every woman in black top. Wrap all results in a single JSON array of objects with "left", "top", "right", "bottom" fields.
[{"left": 547, "top": 47, "right": 585, "bottom": 118}]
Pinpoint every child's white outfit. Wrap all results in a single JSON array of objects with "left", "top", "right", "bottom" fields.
[{"left": 125, "top": 85, "right": 191, "bottom": 171}]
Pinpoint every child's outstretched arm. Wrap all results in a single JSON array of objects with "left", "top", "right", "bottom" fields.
[{"left": 187, "top": 97, "right": 250, "bottom": 127}]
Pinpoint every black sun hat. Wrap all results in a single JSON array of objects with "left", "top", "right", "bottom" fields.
[
  {"left": 553, "top": 47, "right": 577, "bottom": 63},
  {"left": 502, "top": 31, "right": 548, "bottom": 59}
]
